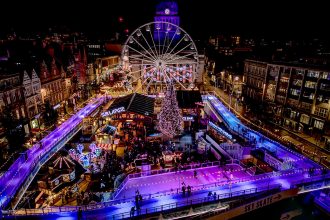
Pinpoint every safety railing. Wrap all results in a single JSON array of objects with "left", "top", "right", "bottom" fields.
[
  {"left": 3, "top": 184, "right": 282, "bottom": 217},
  {"left": 5, "top": 170, "right": 328, "bottom": 216},
  {"left": 127, "top": 161, "right": 221, "bottom": 179}
]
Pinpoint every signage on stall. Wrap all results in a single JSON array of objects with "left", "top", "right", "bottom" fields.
[
  {"left": 211, "top": 189, "right": 299, "bottom": 220},
  {"left": 101, "top": 106, "right": 125, "bottom": 117},
  {"left": 183, "top": 116, "right": 194, "bottom": 121}
]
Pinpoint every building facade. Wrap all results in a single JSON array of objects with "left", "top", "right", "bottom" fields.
[
  {"left": 95, "top": 56, "right": 120, "bottom": 84},
  {"left": 22, "top": 70, "right": 42, "bottom": 131},
  {"left": 154, "top": 0, "right": 180, "bottom": 41},
  {"left": 244, "top": 59, "right": 330, "bottom": 140},
  {"left": 39, "top": 60, "right": 66, "bottom": 108},
  {"left": 217, "top": 70, "right": 243, "bottom": 98},
  {"left": 0, "top": 73, "right": 27, "bottom": 136}
]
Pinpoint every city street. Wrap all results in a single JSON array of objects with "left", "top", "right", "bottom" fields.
[{"left": 203, "top": 74, "right": 330, "bottom": 167}]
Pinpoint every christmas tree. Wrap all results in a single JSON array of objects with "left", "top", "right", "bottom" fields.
[{"left": 158, "top": 83, "right": 183, "bottom": 138}]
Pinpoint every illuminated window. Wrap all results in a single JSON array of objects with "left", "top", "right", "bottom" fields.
[
  {"left": 307, "top": 71, "right": 319, "bottom": 78},
  {"left": 314, "top": 120, "right": 324, "bottom": 129},
  {"left": 315, "top": 107, "right": 328, "bottom": 118},
  {"left": 300, "top": 114, "right": 310, "bottom": 124},
  {"left": 305, "top": 81, "right": 317, "bottom": 89}
]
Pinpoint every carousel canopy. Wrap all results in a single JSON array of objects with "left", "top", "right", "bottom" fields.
[
  {"left": 105, "top": 93, "right": 154, "bottom": 116},
  {"left": 176, "top": 90, "right": 202, "bottom": 109}
]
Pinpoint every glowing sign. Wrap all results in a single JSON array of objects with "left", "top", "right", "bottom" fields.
[
  {"left": 53, "top": 103, "right": 61, "bottom": 110},
  {"left": 183, "top": 116, "right": 194, "bottom": 121},
  {"left": 101, "top": 106, "right": 125, "bottom": 117}
]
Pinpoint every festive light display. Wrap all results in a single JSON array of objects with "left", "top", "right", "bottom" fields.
[
  {"left": 76, "top": 144, "right": 84, "bottom": 154},
  {"left": 69, "top": 143, "right": 102, "bottom": 169},
  {"left": 158, "top": 83, "right": 183, "bottom": 138},
  {"left": 80, "top": 154, "right": 90, "bottom": 167}
]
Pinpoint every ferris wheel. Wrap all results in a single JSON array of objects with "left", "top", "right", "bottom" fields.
[{"left": 121, "top": 21, "right": 199, "bottom": 93}]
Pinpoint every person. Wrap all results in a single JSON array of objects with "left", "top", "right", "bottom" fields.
[
  {"left": 78, "top": 207, "right": 83, "bottom": 220},
  {"left": 213, "top": 192, "right": 217, "bottom": 200},
  {"left": 187, "top": 185, "right": 191, "bottom": 196},
  {"left": 137, "top": 205, "right": 141, "bottom": 215},
  {"left": 135, "top": 195, "right": 139, "bottom": 205},
  {"left": 182, "top": 185, "right": 186, "bottom": 196},
  {"left": 130, "top": 206, "right": 135, "bottom": 217},
  {"left": 194, "top": 170, "right": 197, "bottom": 178}
]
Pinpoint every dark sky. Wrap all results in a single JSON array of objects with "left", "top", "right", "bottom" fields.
[{"left": 1, "top": 0, "right": 329, "bottom": 40}]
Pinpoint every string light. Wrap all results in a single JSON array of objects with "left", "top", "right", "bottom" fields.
[{"left": 158, "top": 83, "right": 183, "bottom": 138}]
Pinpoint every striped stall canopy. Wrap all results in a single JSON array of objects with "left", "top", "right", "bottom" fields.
[{"left": 97, "top": 143, "right": 115, "bottom": 151}]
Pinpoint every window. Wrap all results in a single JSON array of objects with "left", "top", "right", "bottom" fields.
[
  {"left": 301, "top": 102, "right": 312, "bottom": 110},
  {"left": 305, "top": 81, "right": 317, "bottom": 89},
  {"left": 320, "top": 83, "right": 330, "bottom": 91},
  {"left": 307, "top": 71, "right": 319, "bottom": 78},
  {"left": 296, "top": 69, "right": 304, "bottom": 76},
  {"left": 315, "top": 107, "right": 328, "bottom": 118},
  {"left": 7, "top": 95, "right": 11, "bottom": 104},
  {"left": 300, "top": 114, "right": 310, "bottom": 124},
  {"left": 290, "top": 89, "right": 300, "bottom": 96},
  {"left": 16, "top": 109, "right": 20, "bottom": 119},
  {"left": 302, "top": 92, "right": 314, "bottom": 100},
  {"left": 314, "top": 120, "right": 324, "bottom": 129},
  {"left": 321, "top": 72, "right": 330, "bottom": 80},
  {"left": 290, "top": 111, "right": 297, "bottom": 119},
  {"left": 21, "top": 107, "right": 25, "bottom": 118}
]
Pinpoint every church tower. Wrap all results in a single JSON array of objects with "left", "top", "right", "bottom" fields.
[{"left": 154, "top": 1, "right": 180, "bottom": 41}]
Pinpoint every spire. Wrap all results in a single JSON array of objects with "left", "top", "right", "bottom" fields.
[
  {"left": 60, "top": 66, "right": 66, "bottom": 78},
  {"left": 31, "top": 69, "right": 39, "bottom": 80},
  {"left": 22, "top": 70, "right": 31, "bottom": 85},
  {"left": 50, "top": 58, "right": 58, "bottom": 75},
  {"left": 40, "top": 60, "right": 49, "bottom": 79},
  {"left": 31, "top": 69, "right": 40, "bottom": 83}
]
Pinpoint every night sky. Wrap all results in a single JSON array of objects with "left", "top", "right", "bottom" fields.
[{"left": 1, "top": 0, "right": 329, "bottom": 40}]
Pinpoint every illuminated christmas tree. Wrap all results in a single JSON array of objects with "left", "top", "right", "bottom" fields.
[{"left": 158, "top": 83, "right": 183, "bottom": 138}]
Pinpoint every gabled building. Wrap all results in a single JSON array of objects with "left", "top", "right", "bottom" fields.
[
  {"left": 39, "top": 59, "right": 66, "bottom": 107},
  {"left": 22, "top": 69, "right": 42, "bottom": 131}
]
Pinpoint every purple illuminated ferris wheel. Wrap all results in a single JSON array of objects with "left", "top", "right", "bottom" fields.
[{"left": 121, "top": 21, "right": 199, "bottom": 94}]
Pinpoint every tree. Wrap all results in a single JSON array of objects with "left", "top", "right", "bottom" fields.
[
  {"left": 158, "top": 83, "right": 183, "bottom": 138},
  {"left": 43, "top": 100, "right": 58, "bottom": 127},
  {"left": 0, "top": 106, "right": 26, "bottom": 151}
]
